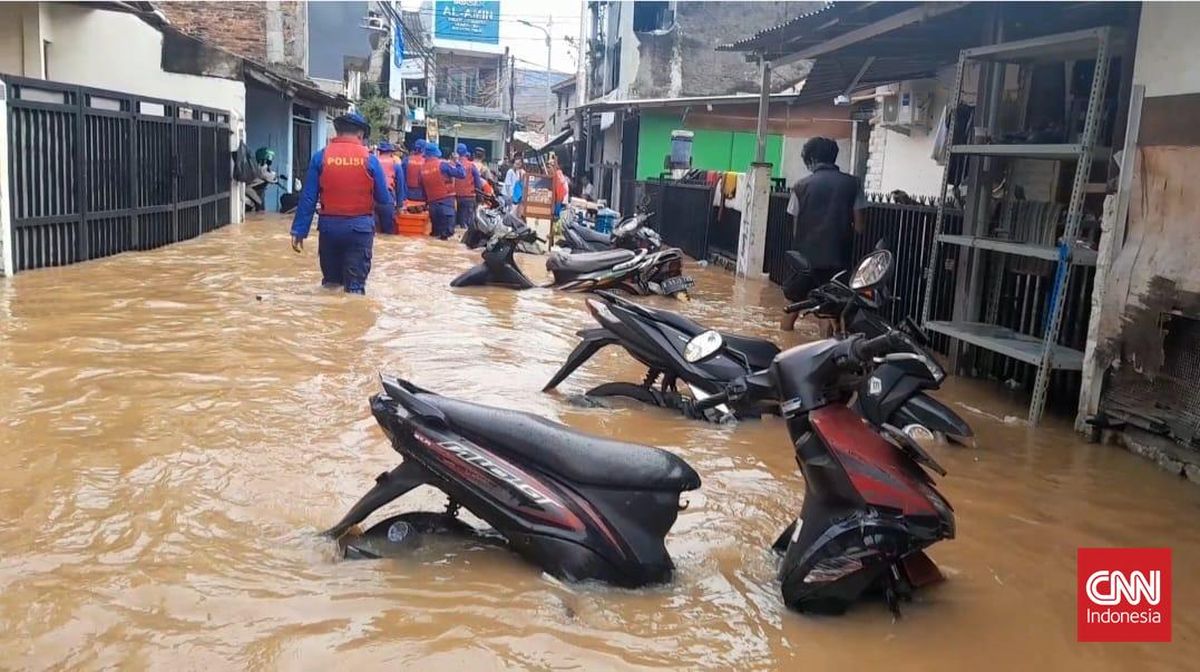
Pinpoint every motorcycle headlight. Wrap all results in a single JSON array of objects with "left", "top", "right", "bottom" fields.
[
  {"left": 683, "top": 330, "right": 723, "bottom": 363},
  {"left": 850, "top": 250, "right": 893, "bottom": 290}
]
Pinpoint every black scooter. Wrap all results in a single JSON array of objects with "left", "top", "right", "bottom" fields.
[
  {"left": 450, "top": 206, "right": 541, "bottom": 290},
  {"left": 323, "top": 377, "right": 701, "bottom": 587},
  {"left": 544, "top": 250, "right": 973, "bottom": 444},
  {"left": 693, "top": 330, "right": 955, "bottom": 614},
  {"left": 545, "top": 245, "right": 693, "bottom": 299},
  {"left": 452, "top": 211, "right": 693, "bottom": 299},
  {"left": 559, "top": 214, "right": 663, "bottom": 253}
]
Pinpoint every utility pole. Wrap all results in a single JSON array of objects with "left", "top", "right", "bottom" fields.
[
  {"left": 574, "top": 5, "right": 587, "bottom": 181},
  {"left": 519, "top": 18, "right": 553, "bottom": 133},
  {"left": 508, "top": 54, "right": 516, "bottom": 154}
]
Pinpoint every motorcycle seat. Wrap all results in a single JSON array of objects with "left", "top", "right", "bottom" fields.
[
  {"left": 571, "top": 223, "right": 612, "bottom": 245},
  {"left": 415, "top": 394, "right": 700, "bottom": 491},
  {"left": 630, "top": 302, "right": 780, "bottom": 370},
  {"left": 547, "top": 248, "right": 636, "bottom": 273},
  {"left": 720, "top": 335, "right": 781, "bottom": 371}
]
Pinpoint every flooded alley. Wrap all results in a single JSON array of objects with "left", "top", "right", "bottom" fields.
[{"left": 1, "top": 216, "right": 1197, "bottom": 670}]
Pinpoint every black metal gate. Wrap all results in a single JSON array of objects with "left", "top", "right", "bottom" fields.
[{"left": 4, "top": 75, "right": 232, "bottom": 273}]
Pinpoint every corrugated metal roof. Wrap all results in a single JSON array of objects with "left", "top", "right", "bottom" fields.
[{"left": 717, "top": 2, "right": 840, "bottom": 53}]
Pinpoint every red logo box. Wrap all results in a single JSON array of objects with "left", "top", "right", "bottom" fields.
[{"left": 1078, "top": 547, "right": 1171, "bottom": 642}]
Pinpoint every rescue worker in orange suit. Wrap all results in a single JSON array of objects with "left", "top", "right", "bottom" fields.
[
  {"left": 419, "top": 143, "right": 466, "bottom": 240},
  {"left": 453, "top": 143, "right": 485, "bottom": 231},
  {"left": 401, "top": 139, "right": 427, "bottom": 205},
  {"left": 373, "top": 141, "right": 406, "bottom": 233},
  {"left": 289, "top": 113, "right": 394, "bottom": 294}
]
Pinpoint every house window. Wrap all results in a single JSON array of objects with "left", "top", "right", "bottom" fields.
[
  {"left": 608, "top": 39, "right": 621, "bottom": 93},
  {"left": 445, "top": 70, "right": 479, "bottom": 105},
  {"left": 632, "top": 1, "right": 672, "bottom": 32}
]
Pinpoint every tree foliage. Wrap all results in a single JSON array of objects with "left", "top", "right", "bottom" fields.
[{"left": 357, "top": 84, "right": 392, "bottom": 143}]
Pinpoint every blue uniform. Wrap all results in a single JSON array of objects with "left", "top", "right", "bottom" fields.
[{"left": 291, "top": 140, "right": 395, "bottom": 294}]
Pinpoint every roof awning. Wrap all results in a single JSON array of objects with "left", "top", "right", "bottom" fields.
[
  {"left": 578, "top": 93, "right": 799, "bottom": 115},
  {"left": 722, "top": 1, "right": 1137, "bottom": 106}
]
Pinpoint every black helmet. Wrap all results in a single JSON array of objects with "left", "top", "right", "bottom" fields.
[{"left": 333, "top": 112, "right": 371, "bottom": 137}]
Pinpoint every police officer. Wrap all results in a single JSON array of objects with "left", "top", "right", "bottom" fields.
[
  {"left": 400, "top": 138, "right": 427, "bottom": 206},
  {"left": 453, "top": 143, "right": 484, "bottom": 231},
  {"left": 419, "top": 143, "right": 466, "bottom": 240},
  {"left": 289, "top": 113, "right": 395, "bottom": 294},
  {"left": 373, "top": 141, "right": 406, "bottom": 233}
]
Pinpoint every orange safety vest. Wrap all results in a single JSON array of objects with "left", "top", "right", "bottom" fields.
[
  {"left": 405, "top": 154, "right": 426, "bottom": 190},
  {"left": 377, "top": 153, "right": 399, "bottom": 193},
  {"left": 318, "top": 138, "right": 374, "bottom": 216},
  {"left": 420, "top": 159, "right": 455, "bottom": 203},
  {"left": 455, "top": 158, "right": 478, "bottom": 198}
]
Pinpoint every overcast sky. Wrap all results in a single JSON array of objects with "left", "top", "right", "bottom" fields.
[{"left": 401, "top": 0, "right": 583, "bottom": 75}]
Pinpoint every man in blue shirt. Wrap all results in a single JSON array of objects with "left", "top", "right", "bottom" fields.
[{"left": 290, "top": 113, "right": 395, "bottom": 294}]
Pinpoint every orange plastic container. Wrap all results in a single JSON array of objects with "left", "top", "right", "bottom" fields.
[{"left": 395, "top": 201, "right": 431, "bottom": 236}]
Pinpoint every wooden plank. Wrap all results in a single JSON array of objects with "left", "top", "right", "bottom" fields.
[{"left": 1076, "top": 84, "right": 1143, "bottom": 432}]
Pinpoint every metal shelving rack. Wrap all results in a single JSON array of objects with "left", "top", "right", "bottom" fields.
[{"left": 920, "top": 27, "right": 1115, "bottom": 424}]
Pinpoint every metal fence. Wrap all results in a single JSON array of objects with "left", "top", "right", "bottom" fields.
[{"left": 4, "top": 75, "right": 232, "bottom": 273}]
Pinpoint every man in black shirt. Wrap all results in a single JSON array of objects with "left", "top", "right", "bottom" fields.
[{"left": 782, "top": 137, "right": 866, "bottom": 331}]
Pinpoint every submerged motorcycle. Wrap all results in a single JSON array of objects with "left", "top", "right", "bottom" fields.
[
  {"left": 323, "top": 377, "right": 701, "bottom": 587},
  {"left": 449, "top": 204, "right": 541, "bottom": 289},
  {"left": 693, "top": 330, "right": 955, "bottom": 614},
  {"left": 452, "top": 213, "right": 693, "bottom": 299},
  {"left": 559, "top": 214, "right": 663, "bottom": 253},
  {"left": 544, "top": 250, "right": 973, "bottom": 443}
]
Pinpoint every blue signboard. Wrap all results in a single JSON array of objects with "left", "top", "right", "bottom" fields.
[{"left": 434, "top": 1, "right": 500, "bottom": 45}]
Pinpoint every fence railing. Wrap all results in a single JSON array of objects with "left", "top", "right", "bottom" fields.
[{"left": 4, "top": 75, "right": 232, "bottom": 273}]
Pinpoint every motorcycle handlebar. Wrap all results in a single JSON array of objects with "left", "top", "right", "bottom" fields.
[
  {"left": 784, "top": 298, "right": 819, "bottom": 314},
  {"left": 850, "top": 331, "right": 907, "bottom": 363}
]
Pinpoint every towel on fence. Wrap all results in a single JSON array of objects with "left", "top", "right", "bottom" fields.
[{"left": 727, "top": 173, "right": 749, "bottom": 213}]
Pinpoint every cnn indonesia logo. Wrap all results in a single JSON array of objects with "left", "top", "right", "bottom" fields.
[{"left": 1077, "top": 548, "right": 1171, "bottom": 642}]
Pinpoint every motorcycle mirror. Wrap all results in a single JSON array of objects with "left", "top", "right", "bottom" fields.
[
  {"left": 850, "top": 249, "right": 894, "bottom": 290},
  {"left": 684, "top": 330, "right": 724, "bottom": 363}
]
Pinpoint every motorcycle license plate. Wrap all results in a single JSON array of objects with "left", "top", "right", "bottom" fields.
[{"left": 661, "top": 276, "right": 694, "bottom": 294}]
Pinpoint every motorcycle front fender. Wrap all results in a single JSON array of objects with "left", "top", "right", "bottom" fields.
[{"left": 892, "top": 392, "right": 974, "bottom": 444}]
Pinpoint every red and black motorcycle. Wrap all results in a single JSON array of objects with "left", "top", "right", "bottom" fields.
[
  {"left": 323, "top": 377, "right": 700, "bottom": 587},
  {"left": 695, "top": 330, "right": 955, "bottom": 614}
]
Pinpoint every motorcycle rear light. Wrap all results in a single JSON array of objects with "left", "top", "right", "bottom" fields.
[
  {"left": 586, "top": 298, "right": 618, "bottom": 324},
  {"left": 804, "top": 552, "right": 874, "bottom": 583}
]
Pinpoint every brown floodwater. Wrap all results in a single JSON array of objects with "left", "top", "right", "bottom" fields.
[{"left": 1, "top": 214, "right": 1197, "bottom": 670}]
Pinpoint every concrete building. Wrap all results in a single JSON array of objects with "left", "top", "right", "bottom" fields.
[
  {"left": 0, "top": 2, "right": 244, "bottom": 114},
  {"left": 549, "top": 77, "right": 577, "bottom": 133},
  {"left": 0, "top": 2, "right": 251, "bottom": 276},
  {"left": 581, "top": 1, "right": 837, "bottom": 211},
  {"left": 158, "top": 1, "right": 346, "bottom": 212}
]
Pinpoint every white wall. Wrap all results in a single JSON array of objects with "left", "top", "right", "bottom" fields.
[
  {"left": 876, "top": 128, "right": 943, "bottom": 197},
  {"left": 1132, "top": 2, "right": 1200, "bottom": 98},
  {"left": 41, "top": 4, "right": 244, "bottom": 116},
  {"left": 780, "top": 136, "right": 852, "bottom": 188}
]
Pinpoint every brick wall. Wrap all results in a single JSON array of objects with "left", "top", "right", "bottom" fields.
[{"left": 160, "top": 1, "right": 268, "bottom": 63}]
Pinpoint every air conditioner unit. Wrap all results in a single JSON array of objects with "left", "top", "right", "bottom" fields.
[
  {"left": 361, "top": 15, "right": 388, "bottom": 33},
  {"left": 879, "top": 80, "right": 933, "bottom": 132}
]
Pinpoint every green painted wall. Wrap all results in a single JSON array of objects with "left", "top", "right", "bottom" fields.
[{"left": 635, "top": 113, "right": 782, "bottom": 180}]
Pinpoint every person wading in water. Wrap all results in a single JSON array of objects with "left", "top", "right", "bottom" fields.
[
  {"left": 781, "top": 137, "right": 866, "bottom": 333},
  {"left": 289, "top": 113, "right": 395, "bottom": 294}
]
